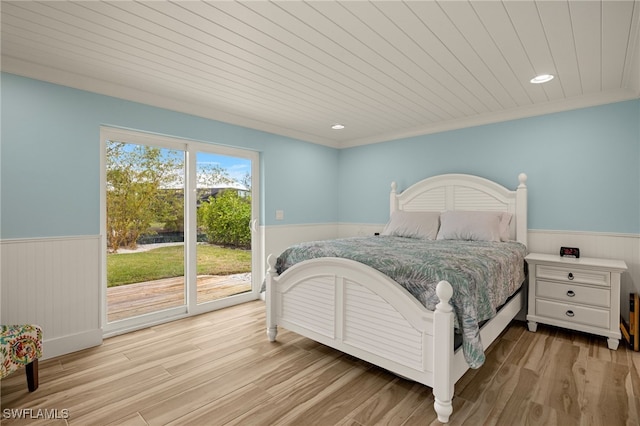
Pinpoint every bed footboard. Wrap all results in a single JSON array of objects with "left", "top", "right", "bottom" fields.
[{"left": 265, "top": 254, "right": 456, "bottom": 423}]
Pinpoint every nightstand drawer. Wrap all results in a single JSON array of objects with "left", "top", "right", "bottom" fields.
[
  {"left": 536, "top": 280, "right": 610, "bottom": 308},
  {"left": 536, "top": 265, "right": 610, "bottom": 287},
  {"left": 536, "top": 299, "right": 609, "bottom": 329},
  {"left": 526, "top": 253, "right": 626, "bottom": 350}
]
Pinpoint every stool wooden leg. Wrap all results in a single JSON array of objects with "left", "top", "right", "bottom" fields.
[{"left": 26, "top": 359, "right": 39, "bottom": 392}]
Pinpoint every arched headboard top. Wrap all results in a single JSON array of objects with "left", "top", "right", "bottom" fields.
[{"left": 390, "top": 173, "right": 528, "bottom": 246}]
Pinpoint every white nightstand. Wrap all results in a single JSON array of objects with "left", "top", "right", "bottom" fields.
[{"left": 525, "top": 253, "right": 627, "bottom": 350}]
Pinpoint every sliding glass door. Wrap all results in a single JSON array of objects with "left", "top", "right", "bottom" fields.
[
  {"left": 105, "top": 141, "right": 186, "bottom": 323},
  {"left": 101, "top": 128, "right": 260, "bottom": 334},
  {"left": 195, "top": 152, "right": 253, "bottom": 306}
]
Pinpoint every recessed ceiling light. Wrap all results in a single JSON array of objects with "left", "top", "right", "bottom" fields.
[
  {"left": 530, "top": 74, "right": 554, "bottom": 84},
  {"left": 331, "top": 124, "right": 345, "bottom": 130}
]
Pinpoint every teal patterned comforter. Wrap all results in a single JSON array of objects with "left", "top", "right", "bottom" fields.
[{"left": 274, "top": 236, "right": 527, "bottom": 368}]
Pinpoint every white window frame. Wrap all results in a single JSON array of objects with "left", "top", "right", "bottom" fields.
[{"left": 100, "top": 126, "right": 261, "bottom": 336}]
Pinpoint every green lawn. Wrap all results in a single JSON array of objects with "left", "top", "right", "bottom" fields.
[{"left": 107, "top": 244, "right": 251, "bottom": 287}]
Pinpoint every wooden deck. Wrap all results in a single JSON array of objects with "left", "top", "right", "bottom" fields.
[{"left": 107, "top": 274, "right": 251, "bottom": 322}]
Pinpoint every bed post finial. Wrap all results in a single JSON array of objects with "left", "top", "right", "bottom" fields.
[
  {"left": 267, "top": 254, "right": 277, "bottom": 274},
  {"left": 518, "top": 173, "right": 527, "bottom": 188},
  {"left": 435, "top": 280, "right": 453, "bottom": 312}
]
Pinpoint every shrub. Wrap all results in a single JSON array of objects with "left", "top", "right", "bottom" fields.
[
  {"left": 198, "top": 190, "right": 251, "bottom": 248},
  {"left": 106, "top": 141, "right": 183, "bottom": 251}
]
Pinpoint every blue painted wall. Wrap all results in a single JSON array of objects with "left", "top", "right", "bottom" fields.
[
  {"left": 0, "top": 73, "right": 339, "bottom": 239},
  {"left": 2, "top": 73, "right": 638, "bottom": 238},
  {"left": 339, "top": 100, "right": 640, "bottom": 234}
]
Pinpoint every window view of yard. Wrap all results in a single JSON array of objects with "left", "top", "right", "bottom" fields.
[
  {"left": 106, "top": 140, "right": 253, "bottom": 322},
  {"left": 107, "top": 245, "right": 251, "bottom": 287},
  {"left": 107, "top": 244, "right": 252, "bottom": 321}
]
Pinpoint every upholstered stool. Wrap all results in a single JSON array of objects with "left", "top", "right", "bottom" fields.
[{"left": 1, "top": 324, "right": 43, "bottom": 391}]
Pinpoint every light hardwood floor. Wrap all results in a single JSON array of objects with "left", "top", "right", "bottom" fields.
[{"left": 2, "top": 300, "right": 639, "bottom": 425}]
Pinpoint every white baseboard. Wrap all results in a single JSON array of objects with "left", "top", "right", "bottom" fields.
[{"left": 43, "top": 329, "right": 103, "bottom": 360}]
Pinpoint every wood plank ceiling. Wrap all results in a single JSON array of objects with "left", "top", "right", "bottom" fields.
[{"left": 2, "top": 1, "right": 639, "bottom": 148}]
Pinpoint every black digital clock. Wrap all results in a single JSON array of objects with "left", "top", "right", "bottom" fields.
[{"left": 560, "top": 246, "right": 580, "bottom": 258}]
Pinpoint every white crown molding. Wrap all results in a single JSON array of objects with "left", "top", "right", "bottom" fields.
[
  {"left": 1, "top": 57, "right": 341, "bottom": 149},
  {"left": 3, "top": 57, "right": 638, "bottom": 151},
  {"left": 341, "top": 89, "right": 640, "bottom": 149}
]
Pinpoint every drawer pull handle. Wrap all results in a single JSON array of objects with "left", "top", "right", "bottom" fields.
[
  {"left": 566, "top": 310, "right": 575, "bottom": 317},
  {"left": 566, "top": 290, "right": 575, "bottom": 297},
  {"left": 567, "top": 272, "right": 574, "bottom": 280}
]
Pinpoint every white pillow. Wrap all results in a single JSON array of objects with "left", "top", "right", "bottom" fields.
[
  {"left": 499, "top": 212, "right": 513, "bottom": 242},
  {"left": 436, "top": 211, "right": 507, "bottom": 242},
  {"left": 381, "top": 211, "right": 440, "bottom": 240}
]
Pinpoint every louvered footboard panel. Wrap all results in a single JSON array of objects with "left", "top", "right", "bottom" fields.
[
  {"left": 343, "top": 280, "right": 424, "bottom": 371},
  {"left": 281, "top": 276, "right": 335, "bottom": 338}
]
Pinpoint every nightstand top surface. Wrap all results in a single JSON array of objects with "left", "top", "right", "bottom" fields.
[{"left": 525, "top": 252, "right": 627, "bottom": 272}]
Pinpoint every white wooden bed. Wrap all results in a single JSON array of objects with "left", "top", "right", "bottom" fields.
[{"left": 265, "top": 173, "right": 528, "bottom": 423}]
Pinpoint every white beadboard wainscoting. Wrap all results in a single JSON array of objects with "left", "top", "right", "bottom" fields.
[
  {"left": 337, "top": 225, "right": 640, "bottom": 315},
  {"left": 1, "top": 228, "right": 637, "bottom": 360},
  {"left": 261, "top": 223, "right": 339, "bottom": 279},
  {"left": 337, "top": 225, "right": 639, "bottom": 290},
  {"left": 0, "top": 235, "right": 102, "bottom": 359}
]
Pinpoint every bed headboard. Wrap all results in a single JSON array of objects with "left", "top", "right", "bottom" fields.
[{"left": 390, "top": 173, "right": 528, "bottom": 246}]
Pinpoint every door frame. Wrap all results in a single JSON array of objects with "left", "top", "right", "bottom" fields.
[{"left": 100, "top": 126, "right": 261, "bottom": 337}]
